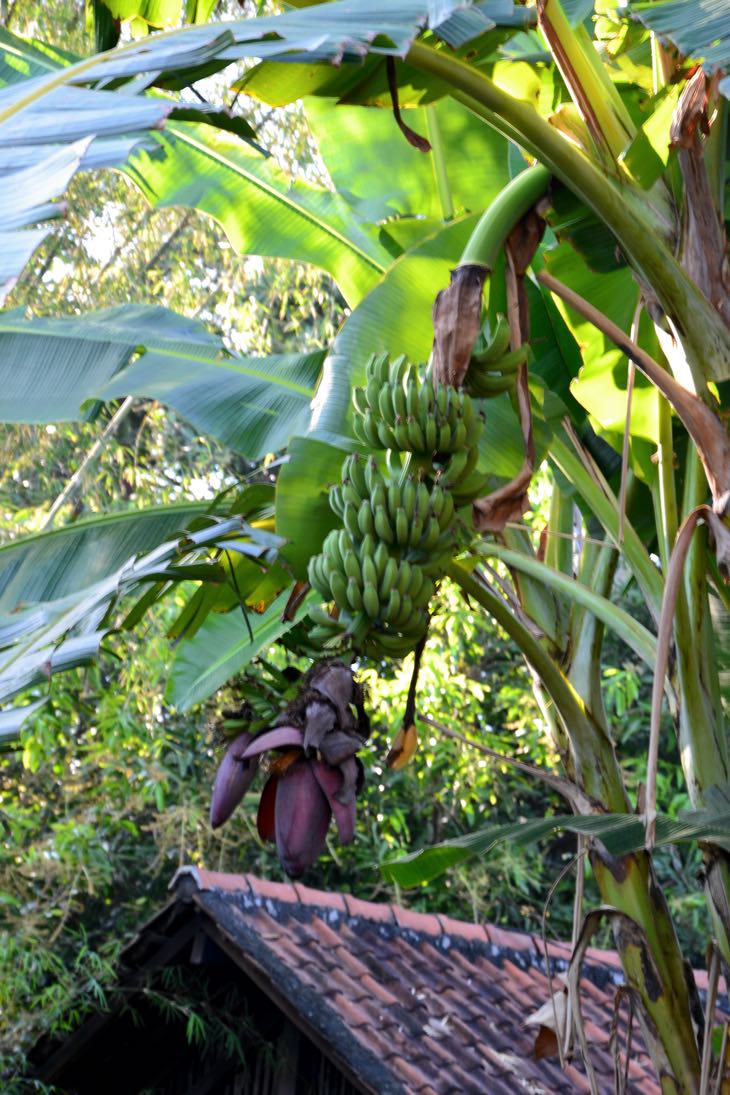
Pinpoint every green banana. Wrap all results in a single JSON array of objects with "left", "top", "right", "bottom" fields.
[
  {"left": 436, "top": 490, "right": 455, "bottom": 530},
  {"left": 392, "top": 384, "right": 407, "bottom": 421},
  {"left": 323, "top": 529, "right": 344, "bottom": 573},
  {"left": 374, "top": 505, "right": 395, "bottom": 544},
  {"left": 395, "top": 507, "right": 409, "bottom": 546},
  {"left": 405, "top": 380, "right": 419, "bottom": 419},
  {"left": 377, "top": 419, "right": 397, "bottom": 449},
  {"left": 361, "top": 554, "right": 379, "bottom": 590},
  {"left": 343, "top": 502, "right": 360, "bottom": 540},
  {"left": 393, "top": 593, "right": 415, "bottom": 630},
  {"left": 344, "top": 549, "right": 362, "bottom": 585},
  {"left": 374, "top": 541, "right": 389, "bottom": 580},
  {"left": 330, "top": 570, "right": 349, "bottom": 606},
  {"left": 385, "top": 448, "right": 403, "bottom": 478},
  {"left": 347, "top": 454, "right": 369, "bottom": 498},
  {"left": 408, "top": 510, "right": 424, "bottom": 547},
  {"left": 342, "top": 483, "right": 362, "bottom": 510},
  {"left": 383, "top": 587, "right": 402, "bottom": 624},
  {"left": 358, "top": 499, "right": 375, "bottom": 538},
  {"left": 362, "top": 582, "right": 380, "bottom": 620},
  {"left": 378, "top": 386, "right": 396, "bottom": 426},
  {"left": 379, "top": 556, "right": 399, "bottom": 599},
  {"left": 468, "top": 372, "right": 516, "bottom": 398},
  {"left": 407, "top": 416, "right": 427, "bottom": 452},
  {"left": 393, "top": 418, "right": 411, "bottom": 451},
  {"left": 360, "top": 533, "right": 377, "bottom": 560},
  {"left": 424, "top": 416, "right": 437, "bottom": 452},
  {"left": 401, "top": 476, "right": 417, "bottom": 516},
  {"left": 346, "top": 577, "right": 363, "bottom": 612},
  {"left": 391, "top": 354, "right": 409, "bottom": 385},
  {"left": 418, "top": 380, "right": 434, "bottom": 418},
  {"left": 366, "top": 377, "right": 381, "bottom": 410},
  {"left": 420, "top": 517, "right": 442, "bottom": 552},
  {"left": 475, "top": 314, "right": 510, "bottom": 364},
  {"left": 352, "top": 387, "right": 368, "bottom": 417},
  {"left": 407, "top": 566, "right": 424, "bottom": 602},
  {"left": 371, "top": 482, "right": 387, "bottom": 511},
  {"left": 451, "top": 420, "right": 468, "bottom": 452},
  {"left": 396, "top": 560, "right": 412, "bottom": 596},
  {"left": 364, "top": 456, "right": 381, "bottom": 495},
  {"left": 413, "top": 575, "right": 434, "bottom": 609},
  {"left": 329, "top": 485, "right": 345, "bottom": 518}
]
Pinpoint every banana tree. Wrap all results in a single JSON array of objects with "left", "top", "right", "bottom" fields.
[{"left": 3, "top": 0, "right": 730, "bottom": 1089}]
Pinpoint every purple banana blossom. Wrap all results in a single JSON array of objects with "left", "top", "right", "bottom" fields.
[
  {"left": 210, "top": 732, "right": 258, "bottom": 829},
  {"left": 209, "top": 662, "right": 368, "bottom": 877},
  {"left": 239, "top": 726, "right": 358, "bottom": 878}
]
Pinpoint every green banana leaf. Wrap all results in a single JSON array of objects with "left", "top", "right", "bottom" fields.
[
  {"left": 126, "top": 122, "right": 393, "bottom": 308},
  {"left": 383, "top": 807, "right": 730, "bottom": 887},
  {"left": 0, "top": 304, "right": 325, "bottom": 460},
  {"left": 303, "top": 96, "right": 510, "bottom": 224},
  {"left": 0, "top": 514, "right": 262, "bottom": 703},
  {"left": 168, "top": 587, "right": 315, "bottom": 710},
  {"left": 0, "top": 502, "right": 207, "bottom": 613},
  {"left": 0, "top": 0, "right": 515, "bottom": 294},
  {"left": 275, "top": 436, "right": 345, "bottom": 581},
  {"left": 633, "top": 0, "right": 730, "bottom": 88}
]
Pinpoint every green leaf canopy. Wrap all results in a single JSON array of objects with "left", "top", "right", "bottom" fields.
[
  {"left": 0, "top": 502, "right": 207, "bottom": 613},
  {"left": 127, "top": 123, "right": 392, "bottom": 307},
  {"left": 0, "top": 305, "right": 325, "bottom": 460}
]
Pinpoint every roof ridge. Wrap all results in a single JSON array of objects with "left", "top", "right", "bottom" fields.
[
  {"left": 170, "top": 865, "right": 571, "bottom": 960},
  {"left": 175, "top": 867, "right": 715, "bottom": 988}
]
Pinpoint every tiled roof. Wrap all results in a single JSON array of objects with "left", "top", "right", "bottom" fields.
[{"left": 169, "top": 867, "right": 666, "bottom": 1094}]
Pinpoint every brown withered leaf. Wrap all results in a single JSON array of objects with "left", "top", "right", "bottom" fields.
[
  {"left": 670, "top": 68, "right": 730, "bottom": 328},
  {"left": 706, "top": 510, "right": 730, "bottom": 580},
  {"left": 386, "top": 722, "right": 418, "bottom": 770},
  {"left": 386, "top": 57, "right": 431, "bottom": 153},
  {"left": 473, "top": 240, "right": 537, "bottom": 533},
  {"left": 670, "top": 67, "right": 711, "bottom": 150},
  {"left": 473, "top": 462, "right": 532, "bottom": 532},
  {"left": 538, "top": 268, "right": 730, "bottom": 514},
  {"left": 534, "top": 1025, "right": 560, "bottom": 1060},
  {"left": 431, "top": 264, "right": 488, "bottom": 388},
  {"left": 283, "top": 580, "right": 309, "bottom": 621}
]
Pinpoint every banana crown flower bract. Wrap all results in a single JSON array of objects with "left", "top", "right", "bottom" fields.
[{"left": 210, "top": 662, "right": 369, "bottom": 877}]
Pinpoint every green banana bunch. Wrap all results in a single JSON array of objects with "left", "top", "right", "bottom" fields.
[
  {"left": 308, "top": 349, "right": 498, "bottom": 658},
  {"left": 464, "top": 314, "right": 527, "bottom": 399},
  {"left": 306, "top": 525, "right": 433, "bottom": 652},
  {"left": 353, "top": 352, "right": 484, "bottom": 456}
]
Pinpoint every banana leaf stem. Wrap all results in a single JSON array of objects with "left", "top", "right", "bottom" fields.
[
  {"left": 406, "top": 40, "right": 730, "bottom": 386},
  {"left": 538, "top": 0, "right": 634, "bottom": 163},
  {"left": 549, "top": 434, "right": 663, "bottom": 624},
  {"left": 447, "top": 561, "right": 626, "bottom": 811},
  {"left": 459, "top": 165, "right": 551, "bottom": 267},
  {"left": 425, "top": 106, "right": 454, "bottom": 222},
  {"left": 450, "top": 561, "right": 702, "bottom": 1087}
]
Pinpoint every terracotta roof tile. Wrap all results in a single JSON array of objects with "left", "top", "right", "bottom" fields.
[
  {"left": 293, "top": 882, "right": 347, "bottom": 911},
  {"left": 343, "top": 892, "right": 396, "bottom": 922},
  {"left": 486, "top": 923, "right": 538, "bottom": 952},
  {"left": 359, "top": 972, "right": 401, "bottom": 1007},
  {"left": 387, "top": 1054, "right": 437, "bottom": 1092},
  {"left": 244, "top": 873, "right": 299, "bottom": 903},
  {"left": 436, "top": 914, "right": 489, "bottom": 944},
  {"left": 392, "top": 905, "right": 442, "bottom": 936},
  {"left": 163, "top": 869, "right": 723, "bottom": 1094},
  {"left": 330, "top": 991, "right": 371, "bottom": 1029}
]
